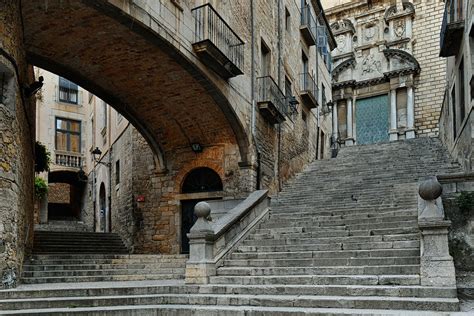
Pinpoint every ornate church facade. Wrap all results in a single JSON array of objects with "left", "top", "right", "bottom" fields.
[{"left": 324, "top": 0, "right": 446, "bottom": 146}]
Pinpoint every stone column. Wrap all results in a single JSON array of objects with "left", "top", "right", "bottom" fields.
[
  {"left": 345, "top": 98, "right": 354, "bottom": 146},
  {"left": 389, "top": 89, "right": 398, "bottom": 141},
  {"left": 332, "top": 101, "right": 338, "bottom": 143},
  {"left": 418, "top": 177, "right": 456, "bottom": 287},
  {"left": 185, "top": 202, "right": 216, "bottom": 284},
  {"left": 39, "top": 194, "right": 48, "bottom": 224},
  {"left": 406, "top": 86, "right": 415, "bottom": 139}
]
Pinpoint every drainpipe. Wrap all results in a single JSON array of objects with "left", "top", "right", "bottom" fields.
[
  {"left": 107, "top": 106, "right": 112, "bottom": 233},
  {"left": 250, "top": 0, "right": 261, "bottom": 190},
  {"left": 315, "top": 8, "right": 321, "bottom": 160},
  {"left": 277, "top": 0, "right": 282, "bottom": 192}
]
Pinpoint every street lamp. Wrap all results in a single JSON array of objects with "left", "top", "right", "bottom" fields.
[
  {"left": 321, "top": 100, "right": 333, "bottom": 116},
  {"left": 91, "top": 147, "right": 111, "bottom": 167}
]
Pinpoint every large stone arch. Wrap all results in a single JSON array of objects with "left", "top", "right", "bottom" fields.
[{"left": 21, "top": 0, "right": 251, "bottom": 169}]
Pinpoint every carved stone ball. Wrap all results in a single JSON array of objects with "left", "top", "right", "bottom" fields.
[
  {"left": 419, "top": 177, "right": 442, "bottom": 201},
  {"left": 194, "top": 201, "right": 211, "bottom": 218}
]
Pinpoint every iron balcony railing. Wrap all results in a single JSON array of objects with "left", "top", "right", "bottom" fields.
[
  {"left": 59, "top": 86, "right": 78, "bottom": 104},
  {"left": 192, "top": 3, "right": 245, "bottom": 71},
  {"left": 440, "top": 0, "right": 465, "bottom": 56},
  {"left": 257, "top": 76, "right": 286, "bottom": 115},
  {"left": 55, "top": 151, "right": 82, "bottom": 168},
  {"left": 300, "top": 72, "right": 318, "bottom": 99},
  {"left": 300, "top": 5, "right": 317, "bottom": 44}
]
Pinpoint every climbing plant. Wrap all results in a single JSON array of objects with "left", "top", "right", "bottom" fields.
[
  {"left": 34, "top": 141, "right": 50, "bottom": 173},
  {"left": 455, "top": 191, "right": 474, "bottom": 217},
  {"left": 34, "top": 176, "right": 48, "bottom": 199}
]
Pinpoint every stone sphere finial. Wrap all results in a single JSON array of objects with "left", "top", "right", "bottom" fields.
[
  {"left": 194, "top": 201, "right": 211, "bottom": 218},
  {"left": 419, "top": 177, "right": 442, "bottom": 201}
]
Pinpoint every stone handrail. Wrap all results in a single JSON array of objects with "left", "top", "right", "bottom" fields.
[
  {"left": 185, "top": 190, "right": 270, "bottom": 284},
  {"left": 417, "top": 176, "right": 456, "bottom": 287}
]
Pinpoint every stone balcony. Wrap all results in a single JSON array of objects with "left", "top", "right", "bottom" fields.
[
  {"left": 440, "top": 0, "right": 465, "bottom": 57},
  {"left": 299, "top": 72, "right": 318, "bottom": 109},
  {"left": 54, "top": 151, "right": 83, "bottom": 169},
  {"left": 257, "top": 76, "right": 286, "bottom": 125},
  {"left": 300, "top": 5, "right": 317, "bottom": 46},
  {"left": 192, "top": 4, "right": 244, "bottom": 80}
]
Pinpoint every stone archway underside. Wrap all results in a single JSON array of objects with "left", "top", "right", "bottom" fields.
[{"left": 21, "top": 0, "right": 250, "bottom": 167}]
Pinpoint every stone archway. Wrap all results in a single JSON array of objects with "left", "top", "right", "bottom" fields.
[{"left": 21, "top": 0, "right": 251, "bottom": 168}]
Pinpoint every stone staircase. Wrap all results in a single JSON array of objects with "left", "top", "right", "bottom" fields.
[
  {"left": 21, "top": 231, "right": 187, "bottom": 284},
  {"left": 0, "top": 138, "right": 465, "bottom": 315}
]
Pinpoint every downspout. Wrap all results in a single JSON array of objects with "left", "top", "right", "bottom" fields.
[
  {"left": 315, "top": 9, "right": 320, "bottom": 160},
  {"left": 277, "top": 0, "right": 282, "bottom": 192},
  {"left": 250, "top": 0, "right": 261, "bottom": 190},
  {"left": 107, "top": 106, "right": 112, "bottom": 233}
]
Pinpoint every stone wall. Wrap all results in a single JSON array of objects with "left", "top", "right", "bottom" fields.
[
  {"left": 0, "top": 1, "right": 35, "bottom": 287},
  {"left": 412, "top": 0, "right": 446, "bottom": 137}
]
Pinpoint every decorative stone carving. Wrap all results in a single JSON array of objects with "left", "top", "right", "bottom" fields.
[
  {"left": 364, "top": 25, "right": 377, "bottom": 42},
  {"left": 332, "top": 57, "right": 356, "bottom": 79},
  {"left": 336, "top": 35, "right": 346, "bottom": 52},
  {"left": 361, "top": 54, "right": 382, "bottom": 75},
  {"left": 384, "top": 2, "right": 415, "bottom": 22},
  {"left": 383, "top": 49, "right": 420, "bottom": 77},
  {"left": 394, "top": 20, "right": 405, "bottom": 38},
  {"left": 418, "top": 176, "right": 444, "bottom": 218},
  {"left": 330, "top": 19, "right": 355, "bottom": 35}
]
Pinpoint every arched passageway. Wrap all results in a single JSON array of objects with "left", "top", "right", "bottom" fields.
[
  {"left": 21, "top": 0, "right": 251, "bottom": 168},
  {"left": 47, "top": 170, "right": 86, "bottom": 221}
]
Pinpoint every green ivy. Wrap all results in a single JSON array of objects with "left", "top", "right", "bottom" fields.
[
  {"left": 455, "top": 191, "right": 474, "bottom": 216},
  {"left": 34, "top": 177, "right": 48, "bottom": 199},
  {"left": 35, "top": 141, "right": 51, "bottom": 173}
]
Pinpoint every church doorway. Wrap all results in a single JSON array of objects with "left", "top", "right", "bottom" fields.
[{"left": 355, "top": 94, "right": 390, "bottom": 145}]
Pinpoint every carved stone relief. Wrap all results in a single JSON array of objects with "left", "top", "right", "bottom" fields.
[{"left": 394, "top": 20, "right": 405, "bottom": 38}]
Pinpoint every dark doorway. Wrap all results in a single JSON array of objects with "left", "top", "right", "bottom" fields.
[
  {"left": 180, "top": 167, "right": 223, "bottom": 254},
  {"left": 99, "top": 183, "right": 107, "bottom": 233},
  {"left": 47, "top": 171, "right": 85, "bottom": 221}
]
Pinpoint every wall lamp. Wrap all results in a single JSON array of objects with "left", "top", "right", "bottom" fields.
[
  {"left": 91, "top": 147, "right": 111, "bottom": 166},
  {"left": 321, "top": 100, "right": 334, "bottom": 116},
  {"left": 191, "top": 143, "right": 203, "bottom": 153},
  {"left": 24, "top": 76, "right": 44, "bottom": 97}
]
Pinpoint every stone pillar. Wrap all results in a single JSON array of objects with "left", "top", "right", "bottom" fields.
[
  {"left": 0, "top": 1, "right": 34, "bottom": 289},
  {"left": 418, "top": 177, "right": 456, "bottom": 287},
  {"left": 406, "top": 86, "right": 415, "bottom": 139},
  {"left": 185, "top": 202, "right": 215, "bottom": 284},
  {"left": 39, "top": 194, "right": 48, "bottom": 224},
  {"left": 332, "top": 101, "right": 338, "bottom": 143},
  {"left": 345, "top": 98, "right": 354, "bottom": 146},
  {"left": 389, "top": 89, "right": 398, "bottom": 141}
]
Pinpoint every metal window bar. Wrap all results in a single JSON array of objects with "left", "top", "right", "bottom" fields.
[
  {"left": 257, "top": 76, "right": 286, "bottom": 116},
  {"left": 300, "top": 72, "right": 318, "bottom": 99},
  {"left": 59, "top": 86, "right": 78, "bottom": 104},
  {"left": 447, "top": 0, "right": 463, "bottom": 24},
  {"left": 192, "top": 3, "right": 245, "bottom": 71},
  {"left": 301, "top": 5, "right": 317, "bottom": 40}
]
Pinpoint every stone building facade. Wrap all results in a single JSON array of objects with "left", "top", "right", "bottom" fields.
[
  {"left": 0, "top": 0, "right": 336, "bottom": 281},
  {"left": 438, "top": 0, "right": 474, "bottom": 171},
  {"left": 322, "top": 0, "right": 446, "bottom": 146}
]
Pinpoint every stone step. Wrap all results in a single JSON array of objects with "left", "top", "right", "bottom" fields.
[
  {"left": 22, "top": 267, "right": 186, "bottom": 278},
  {"left": 21, "top": 274, "right": 185, "bottom": 284},
  {"left": 0, "top": 293, "right": 459, "bottom": 312},
  {"left": 23, "top": 262, "right": 186, "bottom": 272},
  {"left": 27, "top": 254, "right": 188, "bottom": 260},
  {"left": 223, "top": 257, "right": 420, "bottom": 267},
  {"left": 209, "top": 274, "right": 421, "bottom": 286},
  {"left": 216, "top": 265, "right": 420, "bottom": 276},
  {"left": 0, "top": 283, "right": 456, "bottom": 300},
  {"left": 231, "top": 248, "right": 420, "bottom": 260}
]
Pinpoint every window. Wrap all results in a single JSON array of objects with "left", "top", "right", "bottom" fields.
[
  {"left": 459, "top": 59, "right": 465, "bottom": 123},
  {"left": 103, "top": 101, "right": 108, "bottom": 128},
  {"left": 261, "top": 40, "right": 271, "bottom": 76},
  {"left": 55, "top": 118, "right": 81, "bottom": 152},
  {"left": 0, "top": 72, "right": 6, "bottom": 104},
  {"left": 322, "top": 84, "right": 327, "bottom": 107},
  {"left": 115, "top": 160, "right": 120, "bottom": 185},
  {"left": 452, "top": 84, "right": 457, "bottom": 138},
  {"left": 58, "top": 77, "right": 78, "bottom": 104},
  {"left": 285, "top": 76, "right": 296, "bottom": 116},
  {"left": 285, "top": 8, "right": 291, "bottom": 33},
  {"left": 302, "top": 51, "right": 309, "bottom": 74}
]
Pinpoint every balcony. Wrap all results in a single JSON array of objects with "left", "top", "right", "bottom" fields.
[
  {"left": 440, "top": 0, "right": 465, "bottom": 57},
  {"left": 257, "top": 76, "right": 286, "bottom": 124},
  {"left": 192, "top": 4, "right": 244, "bottom": 80},
  {"left": 300, "top": 5, "right": 317, "bottom": 46},
  {"left": 299, "top": 72, "right": 318, "bottom": 109},
  {"left": 55, "top": 151, "right": 83, "bottom": 169}
]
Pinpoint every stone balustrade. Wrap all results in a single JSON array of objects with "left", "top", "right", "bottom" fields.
[{"left": 185, "top": 190, "right": 270, "bottom": 284}]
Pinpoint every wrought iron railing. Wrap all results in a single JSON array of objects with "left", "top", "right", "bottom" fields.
[
  {"left": 59, "top": 86, "right": 78, "bottom": 104},
  {"left": 192, "top": 3, "right": 245, "bottom": 71},
  {"left": 301, "top": 5, "right": 317, "bottom": 40},
  {"left": 257, "top": 76, "right": 286, "bottom": 115},
  {"left": 55, "top": 151, "right": 83, "bottom": 168},
  {"left": 440, "top": 0, "right": 464, "bottom": 52},
  {"left": 300, "top": 72, "right": 318, "bottom": 99}
]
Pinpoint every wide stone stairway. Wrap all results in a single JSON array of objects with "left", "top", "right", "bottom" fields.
[{"left": 0, "top": 138, "right": 466, "bottom": 315}]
